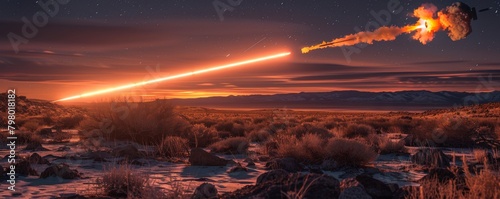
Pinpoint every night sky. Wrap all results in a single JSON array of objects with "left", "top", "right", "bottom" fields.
[{"left": 1, "top": 0, "right": 499, "bottom": 101}]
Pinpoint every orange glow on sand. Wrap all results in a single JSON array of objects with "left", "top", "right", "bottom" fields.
[{"left": 54, "top": 52, "right": 291, "bottom": 102}]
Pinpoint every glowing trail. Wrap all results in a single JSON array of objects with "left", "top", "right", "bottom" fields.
[{"left": 54, "top": 52, "right": 291, "bottom": 102}]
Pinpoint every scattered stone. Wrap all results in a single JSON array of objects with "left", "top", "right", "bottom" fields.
[
  {"left": 228, "top": 163, "right": 248, "bottom": 173},
  {"left": 339, "top": 186, "right": 372, "bottom": 199},
  {"left": 40, "top": 163, "right": 80, "bottom": 179},
  {"left": 411, "top": 149, "right": 450, "bottom": 168},
  {"left": 15, "top": 160, "right": 38, "bottom": 176},
  {"left": 321, "top": 159, "right": 339, "bottom": 171},
  {"left": 192, "top": 183, "right": 218, "bottom": 199},
  {"left": 28, "top": 153, "right": 50, "bottom": 164},
  {"left": 355, "top": 174, "right": 393, "bottom": 199},
  {"left": 189, "top": 148, "right": 229, "bottom": 166},
  {"left": 24, "top": 141, "right": 48, "bottom": 151},
  {"left": 419, "top": 168, "right": 456, "bottom": 183},
  {"left": 57, "top": 146, "right": 71, "bottom": 151},
  {"left": 111, "top": 145, "right": 142, "bottom": 159},
  {"left": 265, "top": 158, "right": 303, "bottom": 172},
  {"left": 256, "top": 169, "right": 289, "bottom": 184},
  {"left": 223, "top": 172, "right": 340, "bottom": 199}
]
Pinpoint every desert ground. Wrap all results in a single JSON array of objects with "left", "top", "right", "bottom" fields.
[{"left": 1, "top": 95, "right": 499, "bottom": 199}]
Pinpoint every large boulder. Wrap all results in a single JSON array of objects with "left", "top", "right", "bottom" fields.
[
  {"left": 223, "top": 172, "right": 340, "bottom": 199},
  {"left": 15, "top": 160, "right": 38, "bottom": 176},
  {"left": 339, "top": 186, "right": 372, "bottom": 199},
  {"left": 411, "top": 149, "right": 450, "bottom": 168},
  {"left": 111, "top": 145, "right": 142, "bottom": 159},
  {"left": 355, "top": 174, "right": 393, "bottom": 199},
  {"left": 192, "top": 183, "right": 218, "bottom": 199},
  {"left": 40, "top": 163, "right": 81, "bottom": 179},
  {"left": 265, "top": 158, "right": 303, "bottom": 173},
  {"left": 189, "top": 148, "right": 229, "bottom": 166},
  {"left": 28, "top": 153, "right": 50, "bottom": 164}
]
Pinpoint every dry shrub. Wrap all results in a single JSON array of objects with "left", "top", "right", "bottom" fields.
[
  {"left": 89, "top": 100, "right": 191, "bottom": 144},
  {"left": 438, "top": 117, "right": 476, "bottom": 147},
  {"left": 56, "top": 114, "right": 85, "bottom": 129},
  {"left": 157, "top": 136, "right": 189, "bottom": 159},
  {"left": 209, "top": 137, "right": 249, "bottom": 154},
  {"left": 342, "top": 124, "right": 375, "bottom": 138},
  {"left": 16, "top": 131, "right": 43, "bottom": 145},
  {"left": 22, "top": 120, "right": 39, "bottom": 132},
  {"left": 50, "top": 129, "right": 72, "bottom": 143},
  {"left": 96, "top": 164, "right": 167, "bottom": 198},
  {"left": 189, "top": 124, "right": 220, "bottom": 148},
  {"left": 407, "top": 165, "right": 500, "bottom": 199},
  {"left": 377, "top": 136, "right": 406, "bottom": 154},
  {"left": 275, "top": 133, "right": 326, "bottom": 164},
  {"left": 246, "top": 129, "right": 271, "bottom": 142},
  {"left": 325, "top": 138, "right": 378, "bottom": 167},
  {"left": 473, "top": 149, "right": 489, "bottom": 164}
]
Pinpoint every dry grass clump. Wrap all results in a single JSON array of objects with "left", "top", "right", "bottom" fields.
[
  {"left": 376, "top": 136, "right": 406, "bottom": 154},
  {"left": 21, "top": 120, "right": 39, "bottom": 132},
  {"left": 209, "top": 137, "right": 249, "bottom": 154},
  {"left": 274, "top": 134, "right": 377, "bottom": 166},
  {"left": 189, "top": 124, "right": 220, "bottom": 148},
  {"left": 325, "top": 138, "right": 378, "bottom": 167},
  {"left": 96, "top": 164, "right": 167, "bottom": 198},
  {"left": 87, "top": 100, "right": 192, "bottom": 144},
  {"left": 407, "top": 164, "right": 500, "bottom": 199},
  {"left": 157, "top": 136, "right": 190, "bottom": 159},
  {"left": 246, "top": 129, "right": 271, "bottom": 142},
  {"left": 341, "top": 124, "right": 375, "bottom": 138},
  {"left": 16, "top": 131, "right": 43, "bottom": 145},
  {"left": 275, "top": 134, "right": 327, "bottom": 164}
]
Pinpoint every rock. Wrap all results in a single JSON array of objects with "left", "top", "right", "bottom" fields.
[
  {"left": 419, "top": 168, "right": 456, "bottom": 183},
  {"left": 223, "top": 173, "right": 340, "bottom": 199},
  {"left": 321, "top": 159, "right": 339, "bottom": 171},
  {"left": 40, "top": 163, "right": 80, "bottom": 179},
  {"left": 28, "top": 153, "right": 50, "bottom": 164},
  {"left": 189, "top": 148, "right": 229, "bottom": 166},
  {"left": 25, "top": 141, "right": 48, "bottom": 151},
  {"left": 228, "top": 163, "right": 248, "bottom": 173},
  {"left": 111, "top": 145, "right": 142, "bottom": 159},
  {"left": 15, "top": 160, "right": 38, "bottom": 176},
  {"left": 57, "top": 146, "right": 71, "bottom": 151},
  {"left": 339, "top": 186, "right": 372, "bottom": 199},
  {"left": 355, "top": 174, "right": 393, "bottom": 199},
  {"left": 265, "top": 158, "right": 303, "bottom": 172},
  {"left": 256, "top": 169, "right": 289, "bottom": 184},
  {"left": 192, "top": 183, "right": 218, "bottom": 199},
  {"left": 411, "top": 149, "right": 450, "bottom": 168}
]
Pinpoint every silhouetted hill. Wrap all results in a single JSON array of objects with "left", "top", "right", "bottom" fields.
[{"left": 166, "top": 90, "right": 500, "bottom": 110}]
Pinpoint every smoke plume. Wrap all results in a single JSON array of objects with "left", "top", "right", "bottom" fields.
[{"left": 302, "top": 2, "right": 475, "bottom": 54}]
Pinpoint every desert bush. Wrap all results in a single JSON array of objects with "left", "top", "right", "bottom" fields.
[
  {"left": 157, "top": 136, "right": 189, "bottom": 159},
  {"left": 188, "top": 124, "right": 219, "bottom": 148},
  {"left": 407, "top": 165, "right": 500, "bottom": 199},
  {"left": 56, "top": 114, "right": 85, "bottom": 129},
  {"left": 275, "top": 133, "right": 327, "bottom": 164},
  {"left": 253, "top": 117, "right": 267, "bottom": 124},
  {"left": 209, "top": 137, "right": 249, "bottom": 154},
  {"left": 438, "top": 117, "right": 476, "bottom": 147},
  {"left": 246, "top": 129, "right": 271, "bottom": 142},
  {"left": 341, "top": 124, "right": 375, "bottom": 138},
  {"left": 405, "top": 119, "right": 438, "bottom": 146},
  {"left": 97, "top": 164, "right": 167, "bottom": 198},
  {"left": 22, "top": 120, "right": 39, "bottom": 132},
  {"left": 473, "top": 149, "right": 489, "bottom": 164},
  {"left": 88, "top": 100, "right": 191, "bottom": 144},
  {"left": 324, "top": 138, "right": 378, "bottom": 167},
  {"left": 78, "top": 117, "right": 101, "bottom": 132},
  {"left": 377, "top": 136, "right": 406, "bottom": 154},
  {"left": 50, "top": 129, "right": 72, "bottom": 143}
]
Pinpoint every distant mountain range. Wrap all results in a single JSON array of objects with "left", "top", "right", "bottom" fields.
[{"left": 166, "top": 90, "right": 500, "bottom": 111}]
